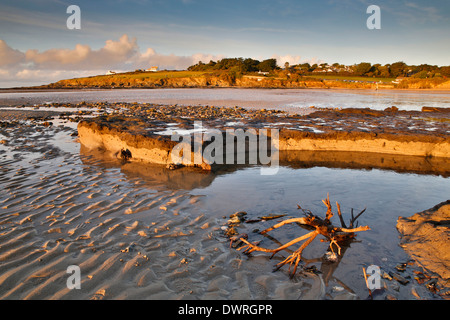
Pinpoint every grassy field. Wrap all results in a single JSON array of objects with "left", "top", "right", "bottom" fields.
[
  {"left": 79, "top": 70, "right": 210, "bottom": 81},
  {"left": 307, "top": 74, "right": 395, "bottom": 83},
  {"left": 52, "top": 69, "right": 449, "bottom": 89},
  {"left": 69, "top": 70, "right": 395, "bottom": 83}
]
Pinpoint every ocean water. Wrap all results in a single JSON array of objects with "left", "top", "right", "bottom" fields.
[{"left": 1, "top": 88, "right": 449, "bottom": 112}]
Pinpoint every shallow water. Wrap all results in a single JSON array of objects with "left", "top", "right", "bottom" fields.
[
  {"left": 0, "top": 123, "right": 448, "bottom": 300},
  {"left": 1, "top": 88, "right": 450, "bottom": 112}
]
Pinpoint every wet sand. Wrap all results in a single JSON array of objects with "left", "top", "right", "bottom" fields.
[
  {"left": 0, "top": 103, "right": 449, "bottom": 300},
  {"left": 0, "top": 117, "right": 331, "bottom": 300}
]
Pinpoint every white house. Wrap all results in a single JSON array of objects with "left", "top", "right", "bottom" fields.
[
  {"left": 146, "top": 66, "right": 158, "bottom": 72},
  {"left": 106, "top": 71, "right": 116, "bottom": 75}
]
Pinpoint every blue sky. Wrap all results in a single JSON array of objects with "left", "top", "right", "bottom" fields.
[{"left": 0, "top": 0, "right": 449, "bottom": 87}]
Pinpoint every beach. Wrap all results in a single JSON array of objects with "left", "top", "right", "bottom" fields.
[{"left": 0, "top": 97, "right": 449, "bottom": 300}]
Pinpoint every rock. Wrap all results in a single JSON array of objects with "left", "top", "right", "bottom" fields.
[
  {"left": 421, "top": 106, "right": 450, "bottom": 113},
  {"left": 228, "top": 211, "right": 247, "bottom": 224},
  {"left": 200, "top": 162, "right": 212, "bottom": 171},
  {"left": 228, "top": 216, "right": 242, "bottom": 225},
  {"left": 397, "top": 201, "right": 450, "bottom": 281},
  {"left": 382, "top": 272, "right": 392, "bottom": 281},
  {"left": 224, "top": 226, "right": 237, "bottom": 237},
  {"left": 424, "top": 278, "right": 438, "bottom": 292},
  {"left": 119, "top": 148, "right": 132, "bottom": 161},
  {"left": 166, "top": 163, "right": 184, "bottom": 170},
  {"left": 384, "top": 106, "right": 399, "bottom": 112},
  {"left": 333, "top": 292, "right": 358, "bottom": 300},
  {"left": 395, "top": 263, "right": 407, "bottom": 272},
  {"left": 390, "top": 272, "right": 409, "bottom": 285},
  {"left": 121, "top": 243, "right": 136, "bottom": 253}
]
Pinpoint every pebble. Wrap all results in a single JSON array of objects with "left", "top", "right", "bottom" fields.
[
  {"left": 382, "top": 272, "right": 392, "bottom": 281},
  {"left": 332, "top": 286, "right": 344, "bottom": 292},
  {"left": 385, "top": 294, "right": 397, "bottom": 300},
  {"left": 390, "top": 272, "right": 409, "bottom": 285},
  {"left": 120, "top": 243, "right": 136, "bottom": 253}
]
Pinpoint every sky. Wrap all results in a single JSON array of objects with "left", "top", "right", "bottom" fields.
[{"left": 0, "top": 0, "right": 449, "bottom": 87}]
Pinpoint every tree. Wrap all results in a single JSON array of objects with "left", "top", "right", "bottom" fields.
[
  {"left": 370, "top": 64, "right": 382, "bottom": 76},
  {"left": 439, "top": 66, "right": 450, "bottom": 77},
  {"left": 242, "top": 58, "right": 260, "bottom": 73},
  {"left": 258, "top": 59, "right": 278, "bottom": 72},
  {"left": 390, "top": 61, "right": 408, "bottom": 77},
  {"left": 354, "top": 62, "right": 372, "bottom": 76},
  {"left": 413, "top": 70, "right": 428, "bottom": 79},
  {"left": 297, "top": 63, "right": 311, "bottom": 72}
]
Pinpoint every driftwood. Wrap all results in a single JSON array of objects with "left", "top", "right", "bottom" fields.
[{"left": 237, "top": 194, "right": 370, "bottom": 277}]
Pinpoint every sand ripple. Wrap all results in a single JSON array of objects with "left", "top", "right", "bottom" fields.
[{"left": 0, "top": 123, "right": 328, "bottom": 300}]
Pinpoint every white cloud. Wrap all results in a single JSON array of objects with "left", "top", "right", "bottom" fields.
[
  {"left": 134, "top": 49, "right": 225, "bottom": 70},
  {"left": 271, "top": 54, "right": 302, "bottom": 67},
  {"left": 0, "top": 34, "right": 314, "bottom": 87},
  {"left": 16, "top": 34, "right": 225, "bottom": 71},
  {"left": 0, "top": 40, "right": 25, "bottom": 67},
  {"left": 23, "top": 34, "right": 139, "bottom": 70},
  {"left": 0, "top": 34, "right": 228, "bottom": 87}
]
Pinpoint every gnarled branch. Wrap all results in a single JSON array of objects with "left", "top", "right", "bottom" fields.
[{"left": 236, "top": 194, "right": 370, "bottom": 277}]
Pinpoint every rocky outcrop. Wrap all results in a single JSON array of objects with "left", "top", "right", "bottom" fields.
[
  {"left": 397, "top": 201, "right": 450, "bottom": 281},
  {"left": 44, "top": 71, "right": 450, "bottom": 90},
  {"left": 78, "top": 117, "right": 450, "bottom": 172},
  {"left": 77, "top": 120, "right": 212, "bottom": 170},
  {"left": 278, "top": 130, "right": 450, "bottom": 158}
]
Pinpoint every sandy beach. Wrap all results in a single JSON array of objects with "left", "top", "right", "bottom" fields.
[
  {"left": 0, "top": 102, "right": 449, "bottom": 300},
  {"left": 0, "top": 109, "right": 330, "bottom": 300}
]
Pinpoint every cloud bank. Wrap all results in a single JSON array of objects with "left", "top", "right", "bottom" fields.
[
  {"left": 0, "top": 34, "right": 319, "bottom": 88},
  {"left": 0, "top": 34, "right": 227, "bottom": 87}
]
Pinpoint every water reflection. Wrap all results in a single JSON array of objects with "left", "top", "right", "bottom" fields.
[
  {"left": 261, "top": 227, "right": 361, "bottom": 293},
  {"left": 81, "top": 145, "right": 449, "bottom": 193},
  {"left": 79, "top": 142, "right": 449, "bottom": 299}
]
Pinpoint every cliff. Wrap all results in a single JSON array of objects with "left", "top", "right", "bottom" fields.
[{"left": 44, "top": 71, "right": 450, "bottom": 90}]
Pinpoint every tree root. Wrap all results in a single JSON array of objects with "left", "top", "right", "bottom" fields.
[{"left": 237, "top": 194, "right": 370, "bottom": 277}]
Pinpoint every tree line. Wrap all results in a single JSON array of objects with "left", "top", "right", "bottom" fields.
[
  {"left": 188, "top": 58, "right": 278, "bottom": 73},
  {"left": 188, "top": 58, "right": 450, "bottom": 79},
  {"left": 349, "top": 61, "right": 450, "bottom": 78}
]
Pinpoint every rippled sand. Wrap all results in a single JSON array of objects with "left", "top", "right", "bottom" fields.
[
  {"left": 1, "top": 106, "right": 448, "bottom": 300},
  {"left": 0, "top": 120, "right": 337, "bottom": 300}
]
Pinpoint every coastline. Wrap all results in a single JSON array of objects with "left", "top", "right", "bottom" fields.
[
  {"left": 2, "top": 87, "right": 450, "bottom": 93},
  {"left": 2, "top": 72, "right": 450, "bottom": 91}
]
